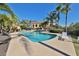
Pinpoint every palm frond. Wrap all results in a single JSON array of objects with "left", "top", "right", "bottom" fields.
[{"left": 56, "top": 4, "right": 62, "bottom": 12}]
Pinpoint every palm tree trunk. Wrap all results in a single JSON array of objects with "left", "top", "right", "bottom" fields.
[
  {"left": 65, "top": 11, "right": 68, "bottom": 32},
  {"left": 57, "top": 12, "right": 60, "bottom": 28}
]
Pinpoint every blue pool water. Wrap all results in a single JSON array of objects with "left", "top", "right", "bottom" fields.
[{"left": 20, "top": 32, "right": 57, "bottom": 42}]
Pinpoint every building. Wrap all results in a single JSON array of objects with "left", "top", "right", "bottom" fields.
[
  {"left": 31, "top": 21, "right": 41, "bottom": 29},
  {"left": 31, "top": 20, "right": 57, "bottom": 30}
]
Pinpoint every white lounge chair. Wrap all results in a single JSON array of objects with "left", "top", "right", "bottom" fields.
[
  {"left": 77, "top": 36, "right": 79, "bottom": 42},
  {"left": 58, "top": 32, "right": 69, "bottom": 41},
  {"left": 62, "top": 32, "right": 69, "bottom": 40}
]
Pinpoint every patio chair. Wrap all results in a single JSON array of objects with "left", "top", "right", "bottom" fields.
[
  {"left": 62, "top": 32, "right": 69, "bottom": 40},
  {"left": 58, "top": 34, "right": 64, "bottom": 41},
  {"left": 58, "top": 32, "right": 69, "bottom": 41},
  {"left": 77, "top": 36, "right": 79, "bottom": 42}
]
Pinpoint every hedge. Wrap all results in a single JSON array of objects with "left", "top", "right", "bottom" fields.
[{"left": 49, "top": 29, "right": 63, "bottom": 33}]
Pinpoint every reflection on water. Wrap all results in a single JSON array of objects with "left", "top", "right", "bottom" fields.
[{"left": 32, "top": 32, "right": 39, "bottom": 37}]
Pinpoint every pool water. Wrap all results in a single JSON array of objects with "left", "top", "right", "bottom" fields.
[{"left": 20, "top": 32, "right": 57, "bottom": 42}]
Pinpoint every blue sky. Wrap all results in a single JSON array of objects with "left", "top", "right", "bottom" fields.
[{"left": 6, "top": 3, "right": 79, "bottom": 26}]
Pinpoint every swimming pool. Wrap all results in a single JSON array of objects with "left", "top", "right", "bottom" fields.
[{"left": 20, "top": 32, "right": 57, "bottom": 42}]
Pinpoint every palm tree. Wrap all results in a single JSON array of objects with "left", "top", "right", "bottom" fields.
[
  {"left": 55, "top": 4, "right": 62, "bottom": 27},
  {"left": 0, "top": 3, "right": 19, "bottom": 32},
  {"left": 55, "top": 3, "right": 71, "bottom": 32},
  {"left": 0, "top": 14, "right": 12, "bottom": 32},
  {"left": 45, "top": 16, "right": 51, "bottom": 25},
  {"left": 48, "top": 11, "right": 58, "bottom": 27},
  {"left": 61, "top": 3, "right": 71, "bottom": 32},
  {"left": 0, "top": 3, "right": 15, "bottom": 18},
  {"left": 44, "top": 11, "right": 58, "bottom": 29}
]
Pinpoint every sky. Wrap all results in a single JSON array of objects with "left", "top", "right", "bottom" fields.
[{"left": 5, "top": 3, "right": 79, "bottom": 26}]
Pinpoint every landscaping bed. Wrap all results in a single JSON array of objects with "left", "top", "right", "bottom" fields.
[{"left": 71, "top": 35, "right": 79, "bottom": 56}]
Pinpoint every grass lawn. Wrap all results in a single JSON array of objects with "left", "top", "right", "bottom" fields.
[{"left": 72, "top": 36, "right": 79, "bottom": 56}]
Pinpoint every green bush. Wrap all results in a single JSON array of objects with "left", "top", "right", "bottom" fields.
[
  {"left": 68, "top": 30, "right": 79, "bottom": 36},
  {"left": 20, "top": 24, "right": 27, "bottom": 29},
  {"left": 49, "top": 29, "right": 63, "bottom": 33}
]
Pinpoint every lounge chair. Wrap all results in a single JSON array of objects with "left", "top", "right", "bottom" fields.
[
  {"left": 58, "top": 34, "right": 64, "bottom": 41},
  {"left": 77, "top": 36, "right": 79, "bottom": 42},
  {"left": 58, "top": 32, "right": 69, "bottom": 41}
]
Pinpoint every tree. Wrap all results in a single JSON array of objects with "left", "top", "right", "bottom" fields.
[
  {"left": 73, "top": 23, "right": 79, "bottom": 30},
  {"left": 61, "top": 3, "right": 71, "bottom": 32},
  {"left": 68, "top": 23, "right": 74, "bottom": 31},
  {"left": 0, "top": 3, "right": 15, "bottom": 18},
  {"left": 55, "top": 3, "right": 71, "bottom": 32},
  {"left": 0, "top": 14, "right": 13, "bottom": 32},
  {"left": 47, "top": 11, "right": 58, "bottom": 27},
  {"left": 0, "top": 3, "right": 19, "bottom": 32},
  {"left": 55, "top": 4, "right": 62, "bottom": 27},
  {"left": 20, "top": 20, "right": 31, "bottom": 29}
]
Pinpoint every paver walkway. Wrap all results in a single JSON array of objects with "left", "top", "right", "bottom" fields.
[
  {"left": 0, "top": 34, "right": 11, "bottom": 56},
  {"left": 6, "top": 35, "right": 76, "bottom": 56}
]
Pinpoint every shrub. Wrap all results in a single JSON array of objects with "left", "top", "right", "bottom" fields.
[
  {"left": 49, "top": 29, "right": 63, "bottom": 33},
  {"left": 68, "top": 30, "right": 79, "bottom": 36},
  {"left": 20, "top": 24, "right": 27, "bottom": 29}
]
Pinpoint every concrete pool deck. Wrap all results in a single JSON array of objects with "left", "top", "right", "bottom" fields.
[{"left": 6, "top": 32, "right": 76, "bottom": 56}]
